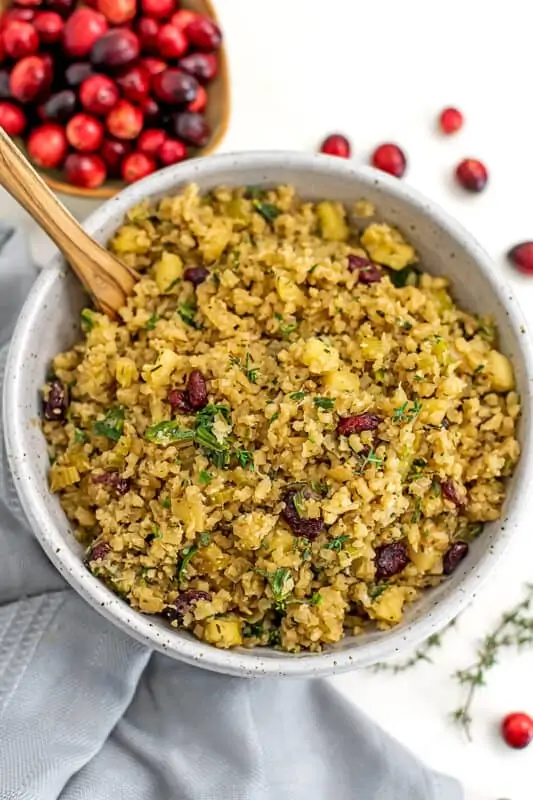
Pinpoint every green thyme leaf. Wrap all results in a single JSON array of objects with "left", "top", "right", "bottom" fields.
[
  {"left": 161, "top": 497, "right": 171, "bottom": 509},
  {"left": 93, "top": 407, "right": 125, "bottom": 442},
  {"left": 310, "top": 591, "right": 323, "bottom": 606},
  {"left": 178, "top": 301, "right": 201, "bottom": 329},
  {"left": 313, "top": 396, "right": 335, "bottom": 411},
  {"left": 145, "top": 421, "right": 195, "bottom": 446},
  {"left": 73, "top": 428, "right": 88, "bottom": 444},
  {"left": 253, "top": 200, "right": 281, "bottom": 224},
  {"left": 146, "top": 313, "right": 160, "bottom": 330},
  {"left": 199, "top": 470, "right": 213, "bottom": 485},
  {"left": 178, "top": 544, "right": 198, "bottom": 584},
  {"left": 324, "top": 534, "right": 350, "bottom": 552},
  {"left": 234, "top": 448, "right": 254, "bottom": 470},
  {"left": 389, "top": 266, "right": 419, "bottom": 288},
  {"left": 289, "top": 391, "right": 307, "bottom": 401},
  {"left": 268, "top": 411, "right": 280, "bottom": 425}
]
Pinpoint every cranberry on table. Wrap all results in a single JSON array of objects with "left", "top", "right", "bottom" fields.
[
  {"left": 62, "top": 7, "right": 108, "bottom": 59},
  {"left": 2, "top": 20, "right": 39, "bottom": 59},
  {"left": 170, "top": 8, "right": 200, "bottom": 33},
  {"left": 90, "top": 28, "right": 140, "bottom": 70},
  {"left": 374, "top": 541, "right": 409, "bottom": 581},
  {"left": 319, "top": 133, "right": 351, "bottom": 158},
  {"left": 439, "top": 106, "right": 463, "bottom": 135},
  {"left": 501, "top": 712, "right": 533, "bottom": 749},
  {"left": 173, "top": 111, "right": 209, "bottom": 147},
  {"left": 442, "top": 541, "right": 469, "bottom": 575},
  {"left": 138, "top": 127, "right": 166, "bottom": 157},
  {"left": 153, "top": 68, "right": 198, "bottom": 104},
  {"left": 65, "top": 62, "right": 93, "bottom": 88},
  {"left": 97, "top": 0, "right": 136, "bottom": 25},
  {"left": 135, "top": 16, "right": 160, "bottom": 52},
  {"left": 116, "top": 64, "right": 150, "bottom": 102},
  {"left": 141, "top": 0, "right": 175, "bottom": 19},
  {"left": 371, "top": 143, "right": 407, "bottom": 178},
  {"left": 179, "top": 52, "right": 218, "bottom": 84},
  {"left": 0, "top": 101, "right": 26, "bottom": 136},
  {"left": 38, "top": 89, "right": 76, "bottom": 122},
  {"left": 80, "top": 75, "right": 119, "bottom": 116},
  {"left": 141, "top": 56, "right": 166, "bottom": 76},
  {"left": 100, "top": 136, "right": 130, "bottom": 176},
  {"left": 455, "top": 158, "right": 488, "bottom": 192},
  {"left": 66, "top": 112, "right": 103, "bottom": 152},
  {"left": 183, "top": 265, "right": 209, "bottom": 286},
  {"left": 106, "top": 98, "right": 143, "bottom": 140},
  {"left": 188, "top": 85, "right": 206, "bottom": 114},
  {"left": 186, "top": 15, "right": 222, "bottom": 52},
  {"left": 34, "top": 10, "right": 63, "bottom": 43},
  {"left": 121, "top": 151, "right": 156, "bottom": 183},
  {"left": 10, "top": 55, "right": 52, "bottom": 103},
  {"left": 44, "top": 0, "right": 75, "bottom": 18},
  {"left": 507, "top": 242, "right": 533, "bottom": 276},
  {"left": 64, "top": 152, "right": 107, "bottom": 188}
]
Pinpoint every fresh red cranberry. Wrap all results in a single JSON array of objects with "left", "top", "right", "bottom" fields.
[
  {"left": 10, "top": 55, "right": 51, "bottom": 103},
  {"left": 173, "top": 111, "right": 209, "bottom": 147},
  {"left": 99, "top": 136, "right": 130, "bottom": 175},
  {"left": 319, "top": 133, "right": 351, "bottom": 158},
  {"left": 97, "top": 0, "right": 136, "bottom": 25},
  {"left": 455, "top": 158, "right": 488, "bottom": 192},
  {"left": 141, "top": 56, "right": 166, "bottom": 76},
  {"left": 186, "top": 15, "right": 222, "bottom": 51},
  {"left": 0, "top": 101, "right": 26, "bottom": 135},
  {"left": 337, "top": 413, "right": 381, "bottom": 435},
  {"left": 508, "top": 242, "right": 533, "bottom": 276},
  {"left": 141, "top": 0, "right": 175, "bottom": 19},
  {"left": 439, "top": 106, "right": 463, "bottom": 135},
  {"left": 0, "top": 8, "right": 35, "bottom": 28},
  {"left": 62, "top": 8, "right": 107, "bottom": 59},
  {"left": 156, "top": 23, "right": 187, "bottom": 59},
  {"left": 138, "top": 128, "right": 166, "bottom": 157},
  {"left": 44, "top": 0, "right": 74, "bottom": 17},
  {"left": 90, "top": 29, "right": 139, "bottom": 70},
  {"left": 169, "top": 8, "right": 199, "bottom": 33},
  {"left": 179, "top": 52, "right": 218, "bottom": 85},
  {"left": 121, "top": 151, "right": 156, "bottom": 183},
  {"left": 375, "top": 541, "right": 409, "bottom": 580},
  {"left": 66, "top": 112, "right": 104, "bottom": 152},
  {"left": 115, "top": 64, "right": 150, "bottom": 102},
  {"left": 3, "top": 20, "right": 39, "bottom": 58},
  {"left": 442, "top": 541, "right": 469, "bottom": 575},
  {"left": 153, "top": 68, "right": 197, "bottom": 105},
  {"left": 64, "top": 152, "right": 106, "bottom": 188},
  {"left": 38, "top": 89, "right": 76, "bottom": 122},
  {"left": 106, "top": 98, "right": 143, "bottom": 139},
  {"left": 79, "top": 75, "right": 119, "bottom": 115},
  {"left": 135, "top": 16, "right": 160, "bottom": 52},
  {"left": 33, "top": 10, "right": 62, "bottom": 42},
  {"left": 187, "top": 85, "right": 206, "bottom": 113},
  {"left": 501, "top": 713, "right": 533, "bottom": 749},
  {"left": 139, "top": 94, "right": 159, "bottom": 124},
  {"left": 0, "top": 69, "right": 10, "bottom": 98},
  {"left": 27, "top": 122, "right": 67, "bottom": 167},
  {"left": 65, "top": 62, "right": 93, "bottom": 88},
  {"left": 158, "top": 136, "right": 186, "bottom": 165},
  {"left": 371, "top": 143, "right": 407, "bottom": 178}
]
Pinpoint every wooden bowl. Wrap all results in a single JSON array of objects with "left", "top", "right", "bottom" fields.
[{"left": 4, "top": 0, "right": 230, "bottom": 199}]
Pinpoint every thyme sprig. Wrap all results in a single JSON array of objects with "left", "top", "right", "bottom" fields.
[{"left": 373, "top": 620, "right": 456, "bottom": 674}]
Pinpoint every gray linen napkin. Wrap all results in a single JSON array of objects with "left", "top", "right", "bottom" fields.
[{"left": 0, "top": 224, "right": 463, "bottom": 800}]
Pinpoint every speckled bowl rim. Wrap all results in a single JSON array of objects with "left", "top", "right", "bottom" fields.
[{"left": 5, "top": 151, "right": 533, "bottom": 678}]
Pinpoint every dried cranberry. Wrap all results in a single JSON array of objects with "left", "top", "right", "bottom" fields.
[
  {"left": 179, "top": 53, "right": 218, "bottom": 84},
  {"left": 88, "top": 541, "right": 110, "bottom": 561},
  {"left": 0, "top": 101, "right": 26, "bottom": 136},
  {"left": 65, "top": 62, "right": 93, "bottom": 88},
  {"left": 508, "top": 242, "right": 533, "bottom": 276},
  {"left": 64, "top": 153, "right": 107, "bottom": 189},
  {"left": 90, "top": 29, "right": 140, "bottom": 70},
  {"left": 28, "top": 123, "right": 67, "bottom": 168},
  {"left": 455, "top": 158, "right": 488, "bottom": 193},
  {"left": 152, "top": 68, "right": 198, "bottom": 104},
  {"left": 62, "top": 7, "right": 108, "bottom": 59},
  {"left": 186, "top": 369, "right": 208, "bottom": 410},
  {"left": 173, "top": 111, "right": 210, "bottom": 147},
  {"left": 167, "top": 388, "right": 192, "bottom": 413},
  {"left": 439, "top": 107, "right": 463, "bottom": 135},
  {"left": 93, "top": 471, "right": 129, "bottom": 495},
  {"left": 281, "top": 489, "right": 324, "bottom": 540},
  {"left": 337, "top": 413, "right": 381, "bottom": 435},
  {"left": 374, "top": 541, "right": 409, "bottom": 581},
  {"left": 186, "top": 15, "right": 222, "bottom": 52},
  {"left": 442, "top": 541, "right": 469, "bottom": 575},
  {"left": 347, "top": 254, "right": 382, "bottom": 284},
  {"left": 371, "top": 143, "right": 407, "bottom": 178},
  {"left": 319, "top": 133, "right": 351, "bottom": 158},
  {"left": 39, "top": 89, "right": 76, "bottom": 123},
  {"left": 34, "top": 10, "right": 63, "bottom": 43},
  {"left": 43, "top": 378, "right": 68, "bottom": 421},
  {"left": 2, "top": 20, "right": 39, "bottom": 59},
  {"left": 162, "top": 590, "right": 211, "bottom": 622},
  {"left": 121, "top": 151, "right": 156, "bottom": 183},
  {"left": 156, "top": 22, "right": 187, "bottom": 59},
  {"left": 184, "top": 266, "right": 209, "bottom": 286},
  {"left": 440, "top": 479, "right": 465, "bottom": 507}
]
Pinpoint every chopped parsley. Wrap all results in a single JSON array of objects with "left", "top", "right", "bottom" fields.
[
  {"left": 253, "top": 200, "right": 281, "bottom": 224},
  {"left": 308, "top": 264, "right": 318, "bottom": 275},
  {"left": 268, "top": 411, "right": 280, "bottom": 425},
  {"left": 243, "top": 621, "right": 264, "bottom": 638},
  {"left": 311, "top": 480, "right": 329, "bottom": 497},
  {"left": 270, "top": 567, "right": 292, "bottom": 610},
  {"left": 313, "top": 396, "right": 335, "bottom": 411},
  {"left": 474, "top": 363, "right": 485, "bottom": 374},
  {"left": 245, "top": 186, "right": 265, "bottom": 199},
  {"left": 146, "top": 313, "right": 159, "bottom": 330},
  {"left": 165, "top": 277, "right": 181, "bottom": 293},
  {"left": 93, "top": 407, "right": 125, "bottom": 442},
  {"left": 151, "top": 523, "right": 163, "bottom": 540},
  {"left": 73, "top": 428, "right": 88, "bottom": 444},
  {"left": 389, "top": 266, "right": 419, "bottom": 288},
  {"left": 274, "top": 313, "right": 298, "bottom": 337},
  {"left": 234, "top": 447, "right": 254, "bottom": 470},
  {"left": 198, "top": 531, "right": 211, "bottom": 547},
  {"left": 145, "top": 421, "right": 195, "bottom": 446},
  {"left": 411, "top": 497, "right": 422, "bottom": 523},
  {"left": 289, "top": 390, "right": 307, "bottom": 401},
  {"left": 324, "top": 534, "right": 350, "bottom": 552},
  {"left": 431, "top": 478, "right": 441, "bottom": 497},
  {"left": 178, "top": 301, "right": 201, "bottom": 329},
  {"left": 199, "top": 470, "right": 213, "bottom": 485},
  {"left": 177, "top": 544, "right": 198, "bottom": 584},
  {"left": 369, "top": 584, "right": 388, "bottom": 600},
  {"left": 393, "top": 398, "right": 422, "bottom": 424},
  {"left": 230, "top": 353, "right": 259, "bottom": 383},
  {"left": 80, "top": 308, "right": 96, "bottom": 332},
  {"left": 310, "top": 591, "right": 323, "bottom": 606},
  {"left": 161, "top": 497, "right": 171, "bottom": 509}
]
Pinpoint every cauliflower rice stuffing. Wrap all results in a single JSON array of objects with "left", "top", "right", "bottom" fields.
[{"left": 42, "top": 184, "right": 520, "bottom": 653}]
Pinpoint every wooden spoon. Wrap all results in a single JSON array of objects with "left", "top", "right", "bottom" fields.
[{"left": 0, "top": 128, "right": 138, "bottom": 318}]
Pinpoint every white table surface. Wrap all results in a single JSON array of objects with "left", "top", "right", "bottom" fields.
[{"left": 3, "top": 1, "right": 533, "bottom": 797}]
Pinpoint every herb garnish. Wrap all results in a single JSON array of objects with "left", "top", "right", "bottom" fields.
[
  {"left": 161, "top": 497, "right": 171, "bottom": 509},
  {"left": 81, "top": 308, "right": 96, "bottom": 332},
  {"left": 393, "top": 398, "right": 422, "bottom": 424},
  {"left": 198, "top": 531, "right": 211, "bottom": 547},
  {"left": 73, "top": 428, "right": 88, "bottom": 444},
  {"left": 199, "top": 470, "right": 212, "bottom": 485},
  {"left": 411, "top": 497, "right": 422, "bottom": 523},
  {"left": 313, "top": 396, "right": 335, "bottom": 411},
  {"left": 234, "top": 447, "right": 254, "bottom": 470},
  {"left": 178, "top": 300, "right": 201, "bottom": 329},
  {"left": 373, "top": 625, "right": 454, "bottom": 674},
  {"left": 389, "top": 266, "right": 419, "bottom": 288},
  {"left": 146, "top": 313, "right": 159, "bottom": 330},
  {"left": 165, "top": 277, "right": 181, "bottom": 293},
  {"left": 253, "top": 200, "right": 281, "bottom": 224},
  {"left": 355, "top": 448, "right": 384, "bottom": 474},
  {"left": 145, "top": 421, "right": 195, "bottom": 446},
  {"left": 324, "top": 534, "right": 350, "bottom": 552},
  {"left": 93, "top": 407, "right": 125, "bottom": 441},
  {"left": 230, "top": 353, "right": 259, "bottom": 383},
  {"left": 274, "top": 312, "right": 298, "bottom": 337},
  {"left": 177, "top": 544, "right": 198, "bottom": 584},
  {"left": 293, "top": 489, "right": 306, "bottom": 517},
  {"left": 289, "top": 391, "right": 307, "bottom": 402},
  {"left": 267, "top": 411, "right": 280, "bottom": 425}
]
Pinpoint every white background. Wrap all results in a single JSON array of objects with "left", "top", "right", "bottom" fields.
[{"left": 2, "top": 1, "right": 533, "bottom": 797}]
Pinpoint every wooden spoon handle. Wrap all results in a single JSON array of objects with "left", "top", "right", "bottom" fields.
[{"left": 0, "top": 128, "right": 137, "bottom": 314}]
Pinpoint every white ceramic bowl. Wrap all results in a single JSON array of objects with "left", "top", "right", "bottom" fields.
[{"left": 5, "top": 152, "right": 533, "bottom": 678}]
